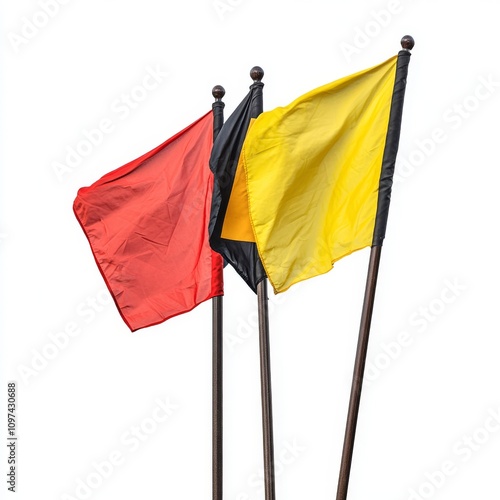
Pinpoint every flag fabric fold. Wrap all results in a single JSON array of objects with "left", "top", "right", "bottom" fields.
[
  {"left": 73, "top": 112, "right": 224, "bottom": 331},
  {"left": 208, "top": 83, "right": 266, "bottom": 293},
  {"left": 224, "top": 54, "right": 409, "bottom": 293}
]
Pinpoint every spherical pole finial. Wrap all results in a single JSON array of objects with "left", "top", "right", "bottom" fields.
[
  {"left": 250, "top": 66, "right": 264, "bottom": 82},
  {"left": 212, "top": 85, "right": 225, "bottom": 101},
  {"left": 401, "top": 35, "right": 415, "bottom": 51}
]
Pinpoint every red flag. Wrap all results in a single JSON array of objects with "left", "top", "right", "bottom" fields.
[{"left": 74, "top": 112, "right": 223, "bottom": 331}]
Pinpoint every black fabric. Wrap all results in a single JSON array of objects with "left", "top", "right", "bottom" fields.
[
  {"left": 209, "top": 83, "right": 266, "bottom": 293},
  {"left": 372, "top": 50, "right": 412, "bottom": 246}
]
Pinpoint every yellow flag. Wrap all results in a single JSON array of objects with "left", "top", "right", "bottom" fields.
[{"left": 224, "top": 55, "right": 400, "bottom": 293}]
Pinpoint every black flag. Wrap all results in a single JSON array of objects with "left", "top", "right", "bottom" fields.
[{"left": 209, "top": 82, "right": 266, "bottom": 292}]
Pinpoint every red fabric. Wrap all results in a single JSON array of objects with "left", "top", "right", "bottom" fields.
[{"left": 74, "top": 112, "right": 223, "bottom": 331}]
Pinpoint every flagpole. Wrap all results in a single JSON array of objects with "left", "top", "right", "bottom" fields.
[
  {"left": 335, "top": 245, "right": 381, "bottom": 500},
  {"left": 250, "top": 66, "right": 277, "bottom": 500},
  {"left": 257, "top": 277, "right": 276, "bottom": 500},
  {"left": 212, "top": 84, "right": 225, "bottom": 500},
  {"left": 335, "top": 35, "right": 414, "bottom": 500}
]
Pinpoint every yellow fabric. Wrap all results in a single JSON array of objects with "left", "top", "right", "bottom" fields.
[
  {"left": 238, "top": 56, "right": 398, "bottom": 293},
  {"left": 221, "top": 119, "right": 256, "bottom": 242}
]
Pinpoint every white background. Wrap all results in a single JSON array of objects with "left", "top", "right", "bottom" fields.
[{"left": 1, "top": 1, "right": 500, "bottom": 499}]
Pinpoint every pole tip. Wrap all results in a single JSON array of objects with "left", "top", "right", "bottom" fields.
[
  {"left": 250, "top": 66, "right": 264, "bottom": 82},
  {"left": 212, "top": 85, "right": 225, "bottom": 101},
  {"left": 401, "top": 35, "right": 415, "bottom": 51}
]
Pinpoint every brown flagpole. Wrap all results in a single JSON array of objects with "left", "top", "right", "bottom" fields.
[
  {"left": 212, "top": 84, "right": 225, "bottom": 500},
  {"left": 249, "top": 65, "right": 277, "bottom": 500},
  {"left": 336, "top": 35, "right": 414, "bottom": 500}
]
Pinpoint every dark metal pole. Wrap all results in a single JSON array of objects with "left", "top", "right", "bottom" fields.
[
  {"left": 250, "top": 66, "right": 276, "bottom": 500},
  {"left": 336, "top": 245, "right": 381, "bottom": 500},
  {"left": 335, "top": 35, "right": 414, "bottom": 500},
  {"left": 212, "top": 84, "right": 225, "bottom": 500},
  {"left": 257, "top": 277, "right": 276, "bottom": 500}
]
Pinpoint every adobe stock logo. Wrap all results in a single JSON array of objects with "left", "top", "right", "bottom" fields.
[
  {"left": 51, "top": 65, "right": 169, "bottom": 182},
  {"left": 17, "top": 289, "right": 112, "bottom": 385},
  {"left": 225, "top": 290, "right": 291, "bottom": 351},
  {"left": 407, "top": 406, "right": 500, "bottom": 500},
  {"left": 7, "top": 0, "right": 72, "bottom": 54},
  {"left": 339, "top": 0, "right": 404, "bottom": 62},
  {"left": 395, "top": 74, "right": 500, "bottom": 184},
  {"left": 365, "top": 277, "right": 467, "bottom": 383},
  {"left": 234, "top": 439, "right": 306, "bottom": 500},
  {"left": 213, "top": 0, "right": 244, "bottom": 20},
  {"left": 60, "top": 397, "right": 179, "bottom": 500}
]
